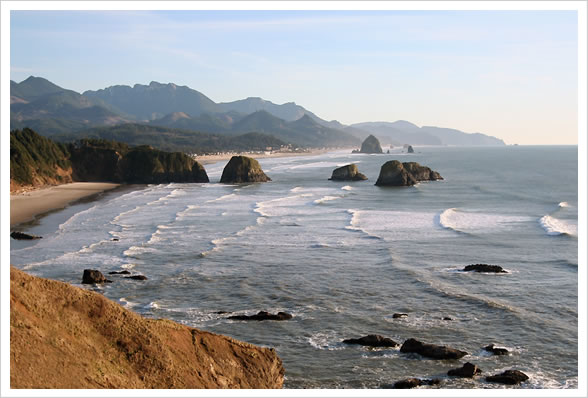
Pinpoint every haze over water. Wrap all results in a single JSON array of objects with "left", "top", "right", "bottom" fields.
[{"left": 11, "top": 146, "right": 578, "bottom": 388}]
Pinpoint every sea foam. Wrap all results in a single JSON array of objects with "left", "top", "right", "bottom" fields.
[{"left": 539, "top": 215, "right": 577, "bottom": 236}]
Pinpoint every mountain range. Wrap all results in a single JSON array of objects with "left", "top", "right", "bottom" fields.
[{"left": 11, "top": 76, "right": 506, "bottom": 151}]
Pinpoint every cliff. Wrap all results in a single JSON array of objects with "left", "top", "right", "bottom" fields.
[{"left": 10, "top": 267, "right": 284, "bottom": 388}]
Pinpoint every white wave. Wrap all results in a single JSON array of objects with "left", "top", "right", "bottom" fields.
[
  {"left": 341, "top": 186, "right": 353, "bottom": 191},
  {"left": 307, "top": 331, "right": 345, "bottom": 351},
  {"left": 558, "top": 201, "right": 570, "bottom": 208},
  {"left": 290, "top": 186, "right": 304, "bottom": 192},
  {"left": 437, "top": 208, "right": 531, "bottom": 233},
  {"left": 206, "top": 193, "right": 237, "bottom": 203},
  {"left": 149, "top": 301, "right": 160, "bottom": 309},
  {"left": 313, "top": 195, "right": 340, "bottom": 204},
  {"left": 290, "top": 161, "right": 348, "bottom": 170},
  {"left": 539, "top": 215, "right": 577, "bottom": 236}
]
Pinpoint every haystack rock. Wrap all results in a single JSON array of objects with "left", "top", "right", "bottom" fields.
[
  {"left": 329, "top": 164, "right": 367, "bottom": 181},
  {"left": 407, "top": 145, "right": 414, "bottom": 153},
  {"left": 10, "top": 266, "right": 284, "bottom": 388},
  {"left": 220, "top": 156, "right": 271, "bottom": 183},
  {"left": 375, "top": 160, "right": 443, "bottom": 187},
  {"left": 359, "top": 135, "right": 383, "bottom": 154}
]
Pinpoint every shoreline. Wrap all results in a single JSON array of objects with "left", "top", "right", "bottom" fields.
[
  {"left": 10, "top": 182, "right": 121, "bottom": 227},
  {"left": 194, "top": 148, "right": 335, "bottom": 165}
]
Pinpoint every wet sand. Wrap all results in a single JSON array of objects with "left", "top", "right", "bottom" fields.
[{"left": 10, "top": 182, "right": 120, "bottom": 227}]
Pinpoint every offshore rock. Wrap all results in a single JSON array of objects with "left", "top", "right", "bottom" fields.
[
  {"left": 400, "top": 338, "right": 467, "bottom": 360},
  {"left": 407, "top": 145, "right": 414, "bottom": 153},
  {"left": 463, "top": 264, "right": 507, "bottom": 273},
  {"left": 359, "top": 135, "right": 383, "bottom": 154},
  {"left": 82, "top": 269, "right": 112, "bottom": 284},
  {"left": 125, "top": 275, "right": 148, "bottom": 281},
  {"left": 329, "top": 164, "right": 368, "bottom": 181},
  {"left": 108, "top": 270, "right": 131, "bottom": 275},
  {"left": 484, "top": 344, "right": 509, "bottom": 355},
  {"left": 228, "top": 311, "right": 292, "bottom": 321},
  {"left": 375, "top": 160, "right": 443, "bottom": 187},
  {"left": 387, "top": 378, "right": 441, "bottom": 389},
  {"left": 10, "top": 266, "right": 284, "bottom": 388},
  {"left": 220, "top": 156, "right": 271, "bottom": 183},
  {"left": 342, "top": 334, "right": 399, "bottom": 347},
  {"left": 392, "top": 313, "right": 408, "bottom": 318},
  {"left": 11, "top": 231, "right": 42, "bottom": 240},
  {"left": 486, "top": 370, "right": 529, "bottom": 385},
  {"left": 447, "top": 362, "right": 482, "bottom": 377}
]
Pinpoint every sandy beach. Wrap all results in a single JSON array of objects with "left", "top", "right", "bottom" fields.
[
  {"left": 10, "top": 182, "right": 121, "bottom": 227},
  {"left": 194, "top": 149, "right": 332, "bottom": 165}
]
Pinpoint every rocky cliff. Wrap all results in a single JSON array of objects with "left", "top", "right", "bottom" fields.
[{"left": 10, "top": 267, "right": 284, "bottom": 388}]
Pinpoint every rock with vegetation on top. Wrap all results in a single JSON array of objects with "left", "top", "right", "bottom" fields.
[
  {"left": 329, "top": 164, "right": 368, "bottom": 181},
  {"left": 10, "top": 266, "right": 284, "bottom": 388},
  {"left": 447, "top": 362, "right": 482, "bottom": 378},
  {"left": 486, "top": 370, "right": 529, "bottom": 385},
  {"left": 400, "top": 338, "right": 467, "bottom": 360},
  {"left": 11, "top": 231, "right": 42, "bottom": 240},
  {"left": 220, "top": 156, "right": 271, "bottom": 183},
  {"left": 463, "top": 264, "right": 507, "bottom": 273},
  {"left": 342, "top": 334, "right": 399, "bottom": 347},
  {"left": 359, "top": 134, "right": 383, "bottom": 154},
  {"left": 81, "top": 269, "right": 111, "bottom": 284},
  {"left": 375, "top": 160, "right": 443, "bottom": 187},
  {"left": 228, "top": 311, "right": 292, "bottom": 321}
]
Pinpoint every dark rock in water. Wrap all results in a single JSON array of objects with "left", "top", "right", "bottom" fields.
[
  {"left": 407, "top": 145, "right": 414, "bottom": 153},
  {"left": 228, "top": 311, "right": 292, "bottom": 321},
  {"left": 463, "top": 264, "right": 507, "bottom": 273},
  {"left": 484, "top": 344, "right": 509, "bottom": 355},
  {"left": 375, "top": 161, "right": 443, "bottom": 187},
  {"left": 220, "top": 156, "right": 271, "bottom": 183},
  {"left": 486, "top": 370, "right": 529, "bottom": 385},
  {"left": 11, "top": 231, "right": 42, "bottom": 240},
  {"left": 443, "top": 317, "right": 453, "bottom": 321},
  {"left": 392, "top": 313, "right": 408, "bottom": 318},
  {"left": 448, "top": 362, "right": 482, "bottom": 377},
  {"left": 386, "top": 150, "right": 390, "bottom": 154},
  {"left": 215, "top": 311, "right": 228, "bottom": 315},
  {"left": 400, "top": 338, "right": 467, "bottom": 360},
  {"left": 360, "top": 135, "right": 383, "bottom": 154},
  {"left": 389, "top": 378, "right": 441, "bottom": 389},
  {"left": 329, "top": 164, "right": 367, "bottom": 181},
  {"left": 342, "top": 334, "right": 398, "bottom": 347},
  {"left": 125, "top": 275, "right": 148, "bottom": 281},
  {"left": 108, "top": 270, "right": 131, "bottom": 275},
  {"left": 82, "top": 269, "right": 112, "bottom": 284},
  {"left": 111, "top": 238, "right": 119, "bottom": 241}
]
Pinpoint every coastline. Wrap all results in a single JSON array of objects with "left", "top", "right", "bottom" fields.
[
  {"left": 194, "top": 148, "right": 333, "bottom": 165},
  {"left": 10, "top": 182, "right": 121, "bottom": 227}
]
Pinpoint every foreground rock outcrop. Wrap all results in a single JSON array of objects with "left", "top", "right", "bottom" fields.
[
  {"left": 329, "top": 164, "right": 367, "bottom": 181},
  {"left": 375, "top": 161, "right": 443, "bottom": 187},
  {"left": 359, "top": 135, "right": 383, "bottom": 154},
  {"left": 10, "top": 267, "right": 284, "bottom": 388},
  {"left": 220, "top": 156, "right": 271, "bottom": 183},
  {"left": 400, "top": 338, "right": 468, "bottom": 360}
]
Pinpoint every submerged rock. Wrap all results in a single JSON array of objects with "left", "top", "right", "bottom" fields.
[
  {"left": 388, "top": 378, "right": 441, "bottom": 389},
  {"left": 359, "top": 135, "right": 383, "bottom": 154},
  {"left": 11, "top": 231, "right": 42, "bottom": 240},
  {"left": 486, "top": 370, "right": 529, "bottom": 385},
  {"left": 342, "top": 334, "right": 398, "bottom": 347},
  {"left": 375, "top": 160, "right": 443, "bottom": 187},
  {"left": 228, "top": 311, "right": 292, "bottom": 321},
  {"left": 82, "top": 269, "right": 112, "bottom": 284},
  {"left": 329, "top": 164, "right": 367, "bottom": 181},
  {"left": 125, "top": 275, "right": 148, "bottom": 281},
  {"left": 484, "top": 344, "right": 509, "bottom": 355},
  {"left": 400, "top": 338, "right": 467, "bottom": 360},
  {"left": 392, "top": 313, "right": 408, "bottom": 319},
  {"left": 108, "top": 270, "right": 131, "bottom": 275},
  {"left": 463, "top": 264, "right": 507, "bottom": 273},
  {"left": 447, "top": 362, "right": 482, "bottom": 377},
  {"left": 220, "top": 156, "right": 271, "bottom": 183}
]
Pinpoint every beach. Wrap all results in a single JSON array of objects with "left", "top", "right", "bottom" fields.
[
  {"left": 10, "top": 182, "right": 120, "bottom": 227},
  {"left": 194, "top": 149, "right": 331, "bottom": 165}
]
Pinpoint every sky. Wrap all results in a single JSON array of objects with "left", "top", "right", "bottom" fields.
[{"left": 9, "top": 8, "right": 580, "bottom": 145}]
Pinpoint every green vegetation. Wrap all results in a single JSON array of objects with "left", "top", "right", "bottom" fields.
[{"left": 10, "top": 128, "right": 71, "bottom": 186}]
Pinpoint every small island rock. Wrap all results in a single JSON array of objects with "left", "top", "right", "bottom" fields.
[
  {"left": 392, "top": 313, "right": 408, "bottom": 319},
  {"left": 82, "top": 269, "right": 111, "bottom": 284},
  {"left": 125, "top": 275, "right": 148, "bottom": 281},
  {"left": 329, "top": 164, "right": 367, "bottom": 181},
  {"left": 220, "top": 156, "right": 271, "bottom": 183},
  {"left": 448, "top": 362, "right": 482, "bottom": 378},
  {"left": 484, "top": 344, "right": 509, "bottom": 355},
  {"left": 388, "top": 378, "right": 441, "bottom": 389},
  {"left": 400, "top": 338, "right": 467, "bottom": 360},
  {"left": 342, "top": 334, "right": 398, "bottom": 347},
  {"left": 228, "top": 311, "right": 292, "bottom": 321},
  {"left": 407, "top": 145, "right": 414, "bottom": 153},
  {"left": 486, "top": 370, "right": 529, "bottom": 385},
  {"left": 108, "top": 270, "right": 131, "bottom": 275},
  {"left": 359, "top": 135, "right": 383, "bottom": 154},
  {"left": 375, "top": 161, "right": 443, "bottom": 187},
  {"left": 463, "top": 264, "right": 507, "bottom": 273}
]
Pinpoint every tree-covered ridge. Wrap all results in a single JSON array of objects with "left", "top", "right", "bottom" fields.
[{"left": 10, "top": 128, "right": 72, "bottom": 187}]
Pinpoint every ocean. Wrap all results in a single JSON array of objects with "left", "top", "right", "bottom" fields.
[{"left": 10, "top": 145, "right": 579, "bottom": 389}]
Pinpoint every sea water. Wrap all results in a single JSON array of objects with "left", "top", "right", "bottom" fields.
[{"left": 10, "top": 146, "right": 579, "bottom": 389}]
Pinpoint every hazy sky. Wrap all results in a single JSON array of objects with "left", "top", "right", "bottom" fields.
[{"left": 10, "top": 9, "right": 579, "bottom": 145}]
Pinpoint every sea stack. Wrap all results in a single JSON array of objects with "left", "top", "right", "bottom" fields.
[
  {"left": 329, "top": 164, "right": 368, "bottom": 181},
  {"left": 407, "top": 145, "right": 414, "bottom": 153},
  {"left": 220, "top": 156, "right": 271, "bottom": 183},
  {"left": 359, "top": 135, "right": 383, "bottom": 154},
  {"left": 375, "top": 160, "right": 443, "bottom": 187}
]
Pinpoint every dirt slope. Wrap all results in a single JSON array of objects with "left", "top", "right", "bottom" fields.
[{"left": 10, "top": 267, "right": 284, "bottom": 388}]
